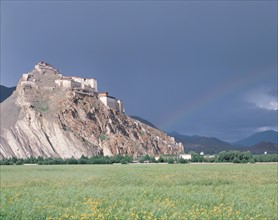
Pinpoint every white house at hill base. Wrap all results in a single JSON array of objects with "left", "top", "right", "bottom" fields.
[{"left": 179, "top": 154, "right": 192, "bottom": 160}]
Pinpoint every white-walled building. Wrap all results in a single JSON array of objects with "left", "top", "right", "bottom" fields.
[
  {"left": 55, "top": 79, "right": 81, "bottom": 89},
  {"left": 55, "top": 77, "right": 97, "bottom": 92},
  {"left": 71, "top": 77, "right": 97, "bottom": 91},
  {"left": 116, "top": 100, "right": 124, "bottom": 113},
  {"left": 98, "top": 92, "right": 124, "bottom": 113},
  {"left": 179, "top": 154, "right": 192, "bottom": 160},
  {"left": 22, "top": 73, "right": 30, "bottom": 81}
]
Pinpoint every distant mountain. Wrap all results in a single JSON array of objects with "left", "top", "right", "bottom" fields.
[
  {"left": 0, "top": 85, "right": 16, "bottom": 103},
  {"left": 169, "top": 132, "right": 234, "bottom": 154},
  {"left": 171, "top": 131, "right": 278, "bottom": 154},
  {"left": 236, "top": 130, "right": 278, "bottom": 146},
  {"left": 129, "top": 115, "right": 158, "bottom": 129},
  {"left": 242, "top": 141, "right": 278, "bottom": 154},
  {"left": 126, "top": 117, "right": 278, "bottom": 154},
  {"left": 128, "top": 118, "right": 234, "bottom": 154}
]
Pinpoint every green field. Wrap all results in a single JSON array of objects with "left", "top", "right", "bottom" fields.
[{"left": 0, "top": 164, "right": 277, "bottom": 220}]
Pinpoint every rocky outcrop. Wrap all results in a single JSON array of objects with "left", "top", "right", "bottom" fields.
[{"left": 0, "top": 62, "right": 183, "bottom": 159}]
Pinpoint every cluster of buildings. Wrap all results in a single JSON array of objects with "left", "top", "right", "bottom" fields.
[
  {"left": 21, "top": 62, "right": 125, "bottom": 113},
  {"left": 35, "top": 61, "right": 60, "bottom": 73},
  {"left": 55, "top": 77, "right": 98, "bottom": 92},
  {"left": 54, "top": 76, "right": 124, "bottom": 113}
]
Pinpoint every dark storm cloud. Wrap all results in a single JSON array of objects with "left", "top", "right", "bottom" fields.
[
  {"left": 1, "top": 1, "right": 277, "bottom": 141},
  {"left": 170, "top": 99, "right": 277, "bottom": 142},
  {"left": 267, "top": 88, "right": 278, "bottom": 98}
]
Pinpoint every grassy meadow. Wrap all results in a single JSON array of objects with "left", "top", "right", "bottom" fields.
[{"left": 0, "top": 163, "right": 277, "bottom": 220}]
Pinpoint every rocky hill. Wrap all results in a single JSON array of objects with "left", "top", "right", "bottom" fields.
[
  {"left": 0, "top": 62, "right": 183, "bottom": 159},
  {"left": 129, "top": 116, "right": 158, "bottom": 129}
]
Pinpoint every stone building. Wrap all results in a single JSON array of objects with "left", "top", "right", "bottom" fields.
[
  {"left": 23, "top": 61, "right": 124, "bottom": 113},
  {"left": 35, "top": 61, "right": 59, "bottom": 73},
  {"left": 71, "top": 77, "right": 97, "bottom": 91},
  {"left": 55, "top": 78, "right": 81, "bottom": 89},
  {"left": 98, "top": 92, "right": 124, "bottom": 113},
  {"left": 55, "top": 77, "right": 97, "bottom": 92}
]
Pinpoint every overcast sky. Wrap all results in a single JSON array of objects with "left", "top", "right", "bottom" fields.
[{"left": 1, "top": 1, "right": 277, "bottom": 141}]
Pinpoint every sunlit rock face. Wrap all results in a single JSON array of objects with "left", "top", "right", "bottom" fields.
[{"left": 0, "top": 62, "right": 183, "bottom": 159}]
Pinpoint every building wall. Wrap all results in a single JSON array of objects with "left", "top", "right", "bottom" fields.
[
  {"left": 99, "top": 93, "right": 124, "bottom": 113},
  {"left": 21, "top": 81, "right": 37, "bottom": 88},
  {"left": 71, "top": 81, "right": 81, "bottom": 88},
  {"left": 72, "top": 77, "right": 97, "bottom": 92},
  {"left": 99, "top": 96, "right": 108, "bottom": 106},
  {"left": 116, "top": 100, "right": 124, "bottom": 113},
  {"left": 179, "top": 154, "right": 192, "bottom": 160},
  {"left": 55, "top": 79, "right": 79, "bottom": 89},
  {"left": 107, "top": 96, "right": 117, "bottom": 110},
  {"left": 22, "top": 74, "right": 30, "bottom": 81},
  {"left": 55, "top": 80, "right": 62, "bottom": 87},
  {"left": 84, "top": 79, "right": 97, "bottom": 92},
  {"left": 63, "top": 80, "right": 72, "bottom": 88}
]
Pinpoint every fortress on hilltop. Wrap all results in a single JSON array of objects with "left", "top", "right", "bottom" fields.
[
  {"left": 21, "top": 61, "right": 125, "bottom": 113},
  {"left": 0, "top": 61, "right": 184, "bottom": 159}
]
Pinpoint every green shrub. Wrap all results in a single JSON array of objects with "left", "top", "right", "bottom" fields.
[
  {"left": 99, "top": 134, "right": 107, "bottom": 141},
  {"left": 139, "top": 154, "right": 151, "bottom": 163},
  {"left": 252, "top": 154, "right": 278, "bottom": 162},
  {"left": 177, "top": 157, "right": 188, "bottom": 164},
  {"left": 216, "top": 151, "right": 252, "bottom": 163},
  {"left": 191, "top": 153, "right": 205, "bottom": 163},
  {"left": 233, "top": 158, "right": 240, "bottom": 163},
  {"left": 120, "top": 159, "right": 128, "bottom": 164},
  {"left": 15, "top": 160, "right": 24, "bottom": 165},
  {"left": 65, "top": 157, "right": 78, "bottom": 164},
  {"left": 157, "top": 157, "right": 166, "bottom": 163},
  {"left": 167, "top": 158, "right": 175, "bottom": 164}
]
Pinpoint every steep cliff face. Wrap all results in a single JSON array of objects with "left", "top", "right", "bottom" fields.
[{"left": 0, "top": 63, "right": 183, "bottom": 159}]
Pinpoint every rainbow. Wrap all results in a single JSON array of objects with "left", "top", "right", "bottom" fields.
[{"left": 159, "top": 66, "right": 276, "bottom": 131}]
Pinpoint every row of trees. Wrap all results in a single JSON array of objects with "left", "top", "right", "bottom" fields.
[
  {"left": 191, "top": 151, "right": 278, "bottom": 163},
  {"left": 0, "top": 151, "right": 277, "bottom": 165},
  {"left": 0, "top": 155, "right": 133, "bottom": 165},
  {"left": 213, "top": 151, "right": 253, "bottom": 163}
]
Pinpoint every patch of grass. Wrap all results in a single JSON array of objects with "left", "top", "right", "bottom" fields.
[
  {"left": 0, "top": 164, "right": 277, "bottom": 219},
  {"left": 35, "top": 102, "right": 49, "bottom": 112},
  {"left": 98, "top": 133, "right": 107, "bottom": 141}
]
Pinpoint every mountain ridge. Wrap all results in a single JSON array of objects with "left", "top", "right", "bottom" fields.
[
  {"left": 235, "top": 130, "right": 278, "bottom": 146},
  {"left": 130, "top": 117, "right": 278, "bottom": 154},
  {"left": 239, "top": 141, "right": 278, "bottom": 154},
  {"left": 169, "top": 132, "right": 234, "bottom": 154},
  {"left": 0, "top": 85, "right": 16, "bottom": 103}
]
